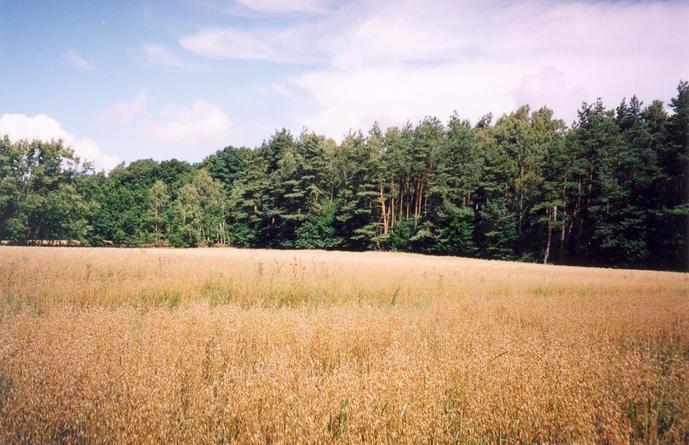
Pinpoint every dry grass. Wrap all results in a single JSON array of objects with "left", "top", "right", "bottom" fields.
[{"left": 0, "top": 246, "right": 688, "bottom": 444}]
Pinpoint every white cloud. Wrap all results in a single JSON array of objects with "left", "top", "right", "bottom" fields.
[
  {"left": 235, "top": 0, "right": 327, "bottom": 14},
  {"left": 66, "top": 50, "right": 96, "bottom": 70},
  {"left": 143, "top": 44, "right": 185, "bottom": 67},
  {"left": 292, "top": 63, "right": 516, "bottom": 138},
  {"left": 0, "top": 113, "right": 120, "bottom": 170},
  {"left": 304, "top": 0, "right": 689, "bottom": 136},
  {"left": 101, "top": 92, "right": 148, "bottom": 125},
  {"left": 180, "top": 26, "right": 323, "bottom": 63},
  {"left": 147, "top": 100, "right": 233, "bottom": 146},
  {"left": 104, "top": 93, "right": 233, "bottom": 148},
  {"left": 180, "top": 0, "right": 689, "bottom": 139},
  {"left": 258, "top": 83, "right": 295, "bottom": 98},
  {"left": 512, "top": 67, "right": 586, "bottom": 123},
  {"left": 201, "top": 0, "right": 329, "bottom": 14},
  {"left": 181, "top": 29, "right": 278, "bottom": 61}
]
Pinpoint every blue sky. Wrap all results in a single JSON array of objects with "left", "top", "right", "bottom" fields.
[{"left": 1, "top": 0, "right": 687, "bottom": 170}]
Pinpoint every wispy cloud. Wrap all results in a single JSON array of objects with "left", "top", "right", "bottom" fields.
[
  {"left": 179, "top": 26, "right": 324, "bottom": 63},
  {"left": 143, "top": 44, "right": 185, "bottom": 67},
  {"left": 201, "top": 0, "right": 330, "bottom": 15},
  {"left": 66, "top": 49, "right": 96, "bottom": 70},
  {"left": 235, "top": 0, "right": 328, "bottom": 14}
]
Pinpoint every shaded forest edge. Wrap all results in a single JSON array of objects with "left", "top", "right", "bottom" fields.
[{"left": 1, "top": 82, "right": 687, "bottom": 271}]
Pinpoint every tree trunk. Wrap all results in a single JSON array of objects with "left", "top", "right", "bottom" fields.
[
  {"left": 558, "top": 182, "right": 567, "bottom": 264},
  {"left": 544, "top": 205, "right": 556, "bottom": 264},
  {"left": 390, "top": 182, "right": 396, "bottom": 228},
  {"left": 517, "top": 165, "right": 524, "bottom": 239},
  {"left": 417, "top": 179, "right": 424, "bottom": 220},
  {"left": 380, "top": 185, "right": 388, "bottom": 235},
  {"left": 398, "top": 178, "right": 404, "bottom": 222},
  {"left": 414, "top": 176, "right": 423, "bottom": 222}
]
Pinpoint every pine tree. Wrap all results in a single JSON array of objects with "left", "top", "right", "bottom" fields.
[
  {"left": 566, "top": 100, "right": 618, "bottom": 265},
  {"left": 421, "top": 113, "right": 478, "bottom": 255},
  {"left": 334, "top": 130, "right": 384, "bottom": 249},
  {"left": 527, "top": 107, "right": 565, "bottom": 263},
  {"left": 1, "top": 83, "right": 685, "bottom": 270},
  {"left": 657, "top": 81, "right": 689, "bottom": 269}
]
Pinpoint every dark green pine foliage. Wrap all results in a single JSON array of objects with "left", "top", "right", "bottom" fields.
[
  {"left": 406, "top": 117, "right": 444, "bottom": 250},
  {"left": 657, "top": 82, "right": 689, "bottom": 270},
  {"left": 526, "top": 107, "right": 566, "bottom": 263},
  {"left": 200, "top": 146, "right": 253, "bottom": 188},
  {"left": 565, "top": 100, "right": 618, "bottom": 265},
  {"left": 334, "top": 129, "right": 384, "bottom": 249},
  {"left": 534, "top": 111, "right": 570, "bottom": 265},
  {"left": 293, "top": 133, "right": 340, "bottom": 249},
  {"left": 420, "top": 113, "right": 478, "bottom": 256},
  {"left": 473, "top": 114, "right": 518, "bottom": 259},
  {"left": 382, "top": 124, "right": 415, "bottom": 249},
  {"left": 492, "top": 106, "right": 557, "bottom": 260},
  {"left": 0, "top": 81, "right": 687, "bottom": 270},
  {"left": 593, "top": 97, "right": 660, "bottom": 266},
  {"left": 258, "top": 130, "right": 303, "bottom": 247},
  {"left": 226, "top": 149, "right": 267, "bottom": 247}
]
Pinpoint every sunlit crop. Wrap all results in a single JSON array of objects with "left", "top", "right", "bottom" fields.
[{"left": 1, "top": 246, "right": 687, "bottom": 443}]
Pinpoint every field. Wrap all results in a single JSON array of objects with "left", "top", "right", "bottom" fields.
[{"left": 0, "top": 247, "right": 688, "bottom": 444}]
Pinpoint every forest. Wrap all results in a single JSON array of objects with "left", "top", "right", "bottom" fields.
[{"left": 0, "top": 81, "right": 687, "bottom": 271}]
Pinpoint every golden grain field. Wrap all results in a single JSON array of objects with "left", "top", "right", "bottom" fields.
[{"left": 0, "top": 246, "right": 688, "bottom": 444}]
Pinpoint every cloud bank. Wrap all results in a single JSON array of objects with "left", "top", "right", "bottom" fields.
[
  {"left": 0, "top": 113, "right": 120, "bottom": 170},
  {"left": 181, "top": 0, "right": 689, "bottom": 139},
  {"left": 147, "top": 100, "right": 233, "bottom": 146},
  {"left": 103, "top": 94, "right": 233, "bottom": 149}
]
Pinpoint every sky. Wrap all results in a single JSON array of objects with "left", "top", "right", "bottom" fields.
[{"left": 0, "top": 0, "right": 687, "bottom": 170}]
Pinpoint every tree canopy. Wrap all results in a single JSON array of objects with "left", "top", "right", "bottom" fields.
[{"left": 1, "top": 82, "right": 687, "bottom": 271}]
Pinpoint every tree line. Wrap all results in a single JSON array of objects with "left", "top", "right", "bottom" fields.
[{"left": 1, "top": 82, "right": 687, "bottom": 270}]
